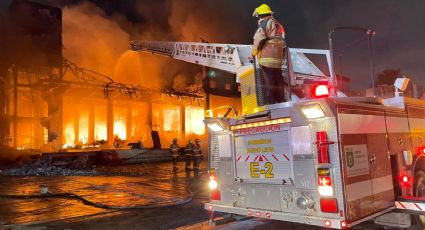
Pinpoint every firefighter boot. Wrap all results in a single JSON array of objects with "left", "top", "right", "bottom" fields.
[
  {"left": 185, "top": 155, "right": 191, "bottom": 172},
  {"left": 172, "top": 156, "right": 178, "bottom": 172},
  {"left": 193, "top": 155, "right": 201, "bottom": 174}
]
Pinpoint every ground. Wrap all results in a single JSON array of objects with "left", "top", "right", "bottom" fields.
[{"left": 0, "top": 162, "right": 415, "bottom": 230}]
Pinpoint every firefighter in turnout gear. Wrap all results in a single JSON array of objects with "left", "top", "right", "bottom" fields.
[
  {"left": 169, "top": 138, "right": 180, "bottom": 172},
  {"left": 252, "top": 4, "right": 287, "bottom": 105},
  {"left": 184, "top": 140, "right": 193, "bottom": 172},
  {"left": 192, "top": 139, "right": 202, "bottom": 173}
]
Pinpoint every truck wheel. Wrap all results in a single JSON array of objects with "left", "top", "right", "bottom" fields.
[{"left": 414, "top": 171, "right": 425, "bottom": 229}]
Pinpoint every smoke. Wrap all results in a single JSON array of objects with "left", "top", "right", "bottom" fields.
[
  {"left": 62, "top": 3, "right": 129, "bottom": 78},
  {"left": 61, "top": 0, "right": 255, "bottom": 90},
  {"left": 61, "top": 1, "right": 214, "bottom": 89}
]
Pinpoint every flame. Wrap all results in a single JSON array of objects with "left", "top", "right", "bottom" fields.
[
  {"left": 163, "top": 107, "right": 180, "bottom": 132},
  {"left": 64, "top": 122, "right": 75, "bottom": 145},
  {"left": 113, "top": 120, "right": 126, "bottom": 140},
  {"left": 185, "top": 107, "right": 205, "bottom": 136},
  {"left": 79, "top": 110, "right": 89, "bottom": 144}
]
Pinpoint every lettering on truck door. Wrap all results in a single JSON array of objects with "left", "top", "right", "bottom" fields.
[{"left": 234, "top": 125, "right": 292, "bottom": 184}]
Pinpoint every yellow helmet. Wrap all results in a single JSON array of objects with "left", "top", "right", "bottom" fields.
[{"left": 253, "top": 4, "right": 273, "bottom": 17}]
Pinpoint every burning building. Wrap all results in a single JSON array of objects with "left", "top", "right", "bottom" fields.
[{"left": 0, "top": 0, "right": 241, "bottom": 154}]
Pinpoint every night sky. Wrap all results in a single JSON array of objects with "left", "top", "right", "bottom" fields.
[{"left": 1, "top": 0, "right": 425, "bottom": 90}]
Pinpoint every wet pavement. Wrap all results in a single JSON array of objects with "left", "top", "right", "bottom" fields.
[
  {"left": 0, "top": 162, "right": 417, "bottom": 230},
  {"left": 0, "top": 162, "right": 211, "bottom": 229}
]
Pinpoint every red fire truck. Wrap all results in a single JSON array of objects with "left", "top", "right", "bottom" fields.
[{"left": 130, "top": 40, "right": 425, "bottom": 229}]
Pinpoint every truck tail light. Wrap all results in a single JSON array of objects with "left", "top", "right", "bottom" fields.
[
  {"left": 209, "top": 168, "right": 221, "bottom": 200},
  {"left": 211, "top": 190, "right": 221, "bottom": 200},
  {"left": 313, "top": 84, "right": 330, "bottom": 98},
  {"left": 318, "top": 176, "right": 332, "bottom": 186},
  {"left": 324, "top": 220, "right": 332, "bottom": 228},
  {"left": 341, "top": 220, "right": 348, "bottom": 229},
  {"left": 316, "top": 131, "right": 331, "bottom": 164},
  {"left": 320, "top": 198, "right": 338, "bottom": 213},
  {"left": 209, "top": 175, "right": 218, "bottom": 189},
  {"left": 318, "top": 176, "right": 334, "bottom": 197}
]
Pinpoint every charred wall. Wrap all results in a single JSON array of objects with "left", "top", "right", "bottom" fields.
[{"left": 0, "top": 0, "right": 63, "bottom": 148}]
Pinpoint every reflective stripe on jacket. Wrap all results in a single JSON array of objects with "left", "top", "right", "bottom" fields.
[
  {"left": 253, "top": 16, "right": 286, "bottom": 68},
  {"left": 192, "top": 144, "right": 201, "bottom": 156}
]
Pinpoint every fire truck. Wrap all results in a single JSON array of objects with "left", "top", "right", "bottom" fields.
[{"left": 130, "top": 40, "right": 425, "bottom": 229}]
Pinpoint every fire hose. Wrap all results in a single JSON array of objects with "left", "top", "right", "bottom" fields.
[{"left": 0, "top": 173, "right": 205, "bottom": 210}]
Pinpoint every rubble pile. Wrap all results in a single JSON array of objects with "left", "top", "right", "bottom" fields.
[
  {"left": 1, "top": 159, "right": 97, "bottom": 176},
  {"left": 2, "top": 165, "right": 97, "bottom": 176}
]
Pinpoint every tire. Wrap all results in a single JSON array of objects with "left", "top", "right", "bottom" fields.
[{"left": 414, "top": 171, "right": 425, "bottom": 229}]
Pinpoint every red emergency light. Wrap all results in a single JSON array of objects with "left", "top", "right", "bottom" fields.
[
  {"left": 399, "top": 174, "right": 412, "bottom": 188},
  {"left": 313, "top": 84, "right": 330, "bottom": 98}
]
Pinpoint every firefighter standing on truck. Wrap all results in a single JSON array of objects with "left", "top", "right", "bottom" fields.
[
  {"left": 192, "top": 139, "right": 202, "bottom": 173},
  {"left": 252, "top": 4, "right": 287, "bottom": 105},
  {"left": 169, "top": 138, "right": 180, "bottom": 172},
  {"left": 184, "top": 140, "right": 193, "bottom": 172}
]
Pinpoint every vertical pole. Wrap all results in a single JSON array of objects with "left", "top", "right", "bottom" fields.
[
  {"left": 180, "top": 104, "right": 185, "bottom": 142},
  {"left": 338, "top": 54, "right": 344, "bottom": 95},
  {"left": 4, "top": 69, "right": 10, "bottom": 146},
  {"left": 74, "top": 111, "right": 79, "bottom": 144},
  {"left": 13, "top": 66, "right": 18, "bottom": 148},
  {"left": 203, "top": 66, "right": 210, "bottom": 110},
  {"left": 107, "top": 99, "right": 114, "bottom": 146},
  {"left": 88, "top": 104, "right": 95, "bottom": 143},
  {"left": 126, "top": 105, "right": 132, "bottom": 141},
  {"left": 367, "top": 31, "right": 376, "bottom": 97},
  {"left": 328, "top": 31, "right": 337, "bottom": 97},
  {"left": 147, "top": 99, "right": 152, "bottom": 131}
]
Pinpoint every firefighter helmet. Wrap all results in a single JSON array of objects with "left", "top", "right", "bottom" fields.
[
  {"left": 253, "top": 4, "right": 273, "bottom": 17},
  {"left": 172, "top": 138, "right": 177, "bottom": 143},
  {"left": 188, "top": 140, "right": 193, "bottom": 144},
  {"left": 195, "top": 138, "right": 201, "bottom": 143}
]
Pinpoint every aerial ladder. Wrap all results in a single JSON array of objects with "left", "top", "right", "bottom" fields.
[
  {"left": 131, "top": 40, "right": 425, "bottom": 229},
  {"left": 130, "top": 40, "right": 335, "bottom": 115}
]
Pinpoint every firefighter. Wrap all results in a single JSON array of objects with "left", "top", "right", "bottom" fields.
[
  {"left": 192, "top": 139, "right": 202, "bottom": 173},
  {"left": 169, "top": 138, "right": 180, "bottom": 172},
  {"left": 252, "top": 4, "right": 287, "bottom": 105},
  {"left": 184, "top": 140, "right": 193, "bottom": 172}
]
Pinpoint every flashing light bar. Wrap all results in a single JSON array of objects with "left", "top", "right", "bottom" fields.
[
  {"left": 230, "top": 118, "right": 291, "bottom": 130},
  {"left": 314, "top": 84, "right": 330, "bottom": 98}
]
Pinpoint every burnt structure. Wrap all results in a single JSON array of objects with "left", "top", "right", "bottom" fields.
[
  {"left": 0, "top": 0, "right": 63, "bottom": 147},
  {"left": 0, "top": 0, "right": 214, "bottom": 151}
]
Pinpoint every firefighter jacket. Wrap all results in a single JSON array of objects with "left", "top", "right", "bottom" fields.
[
  {"left": 192, "top": 143, "right": 202, "bottom": 157},
  {"left": 252, "top": 16, "right": 286, "bottom": 69},
  {"left": 184, "top": 143, "right": 193, "bottom": 155},
  {"left": 169, "top": 143, "right": 179, "bottom": 156}
]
